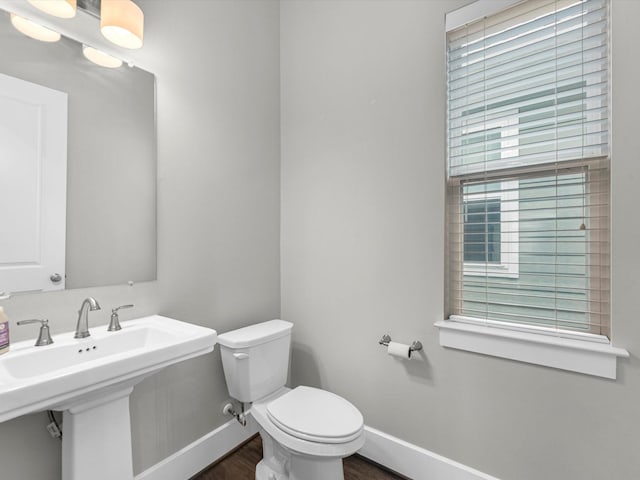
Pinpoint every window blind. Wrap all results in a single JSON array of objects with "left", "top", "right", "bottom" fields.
[{"left": 446, "top": 0, "right": 610, "bottom": 337}]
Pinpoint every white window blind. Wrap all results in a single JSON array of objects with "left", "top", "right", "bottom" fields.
[{"left": 446, "top": 0, "right": 610, "bottom": 337}]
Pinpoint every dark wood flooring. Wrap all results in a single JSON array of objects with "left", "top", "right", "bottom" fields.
[{"left": 192, "top": 435, "right": 406, "bottom": 480}]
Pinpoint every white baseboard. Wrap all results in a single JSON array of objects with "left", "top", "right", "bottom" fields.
[
  {"left": 134, "top": 416, "right": 259, "bottom": 480},
  {"left": 359, "top": 426, "right": 500, "bottom": 480},
  {"left": 135, "top": 420, "right": 497, "bottom": 480}
]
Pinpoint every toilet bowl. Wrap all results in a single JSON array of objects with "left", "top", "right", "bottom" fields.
[
  {"left": 252, "top": 386, "right": 364, "bottom": 480},
  {"left": 217, "top": 320, "right": 365, "bottom": 480}
]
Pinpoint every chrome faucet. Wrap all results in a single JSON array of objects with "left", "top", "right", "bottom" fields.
[
  {"left": 108, "top": 304, "right": 134, "bottom": 331},
  {"left": 74, "top": 297, "right": 101, "bottom": 338},
  {"left": 16, "top": 319, "right": 54, "bottom": 346}
]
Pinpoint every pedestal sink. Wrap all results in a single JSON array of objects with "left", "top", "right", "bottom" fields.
[{"left": 0, "top": 314, "right": 217, "bottom": 480}]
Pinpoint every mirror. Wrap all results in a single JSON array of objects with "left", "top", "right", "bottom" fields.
[{"left": 0, "top": 9, "right": 156, "bottom": 293}]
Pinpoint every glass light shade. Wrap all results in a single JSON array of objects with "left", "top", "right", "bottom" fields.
[
  {"left": 27, "top": 0, "right": 77, "bottom": 19},
  {"left": 100, "top": 0, "right": 144, "bottom": 49},
  {"left": 82, "top": 45, "right": 123, "bottom": 68},
  {"left": 10, "top": 14, "right": 61, "bottom": 42}
]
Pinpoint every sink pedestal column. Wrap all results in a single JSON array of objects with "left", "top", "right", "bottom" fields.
[{"left": 61, "top": 386, "right": 135, "bottom": 480}]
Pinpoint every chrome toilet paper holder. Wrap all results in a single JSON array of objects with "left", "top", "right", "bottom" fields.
[{"left": 379, "top": 334, "right": 423, "bottom": 357}]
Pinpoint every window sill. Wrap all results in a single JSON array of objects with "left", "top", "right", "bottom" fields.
[
  {"left": 463, "top": 262, "right": 519, "bottom": 278},
  {"left": 434, "top": 318, "right": 629, "bottom": 379}
]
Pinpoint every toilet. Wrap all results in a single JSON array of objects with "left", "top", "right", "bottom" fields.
[{"left": 217, "top": 319, "right": 365, "bottom": 480}]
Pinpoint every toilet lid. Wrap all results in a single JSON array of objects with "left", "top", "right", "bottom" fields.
[{"left": 266, "top": 386, "right": 363, "bottom": 444}]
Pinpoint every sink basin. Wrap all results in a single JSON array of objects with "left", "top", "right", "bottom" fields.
[{"left": 0, "top": 314, "right": 217, "bottom": 422}]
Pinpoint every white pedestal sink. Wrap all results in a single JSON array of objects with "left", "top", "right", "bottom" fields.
[{"left": 0, "top": 315, "right": 217, "bottom": 480}]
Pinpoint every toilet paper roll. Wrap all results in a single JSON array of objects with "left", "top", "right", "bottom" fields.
[{"left": 387, "top": 341, "right": 411, "bottom": 359}]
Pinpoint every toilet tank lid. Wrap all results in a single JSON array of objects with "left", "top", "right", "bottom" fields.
[{"left": 217, "top": 319, "right": 293, "bottom": 349}]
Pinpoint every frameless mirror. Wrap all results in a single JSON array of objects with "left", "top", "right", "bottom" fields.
[{"left": 0, "top": 9, "right": 156, "bottom": 294}]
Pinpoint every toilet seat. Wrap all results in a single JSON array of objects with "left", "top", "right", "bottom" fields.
[
  {"left": 251, "top": 386, "right": 365, "bottom": 459},
  {"left": 266, "top": 386, "right": 363, "bottom": 444}
]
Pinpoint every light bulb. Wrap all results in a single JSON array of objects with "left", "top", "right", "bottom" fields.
[
  {"left": 10, "top": 13, "right": 61, "bottom": 42},
  {"left": 27, "top": 0, "right": 77, "bottom": 19},
  {"left": 82, "top": 45, "right": 123, "bottom": 68},
  {"left": 100, "top": 0, "right": 144, "bottom": 49}
]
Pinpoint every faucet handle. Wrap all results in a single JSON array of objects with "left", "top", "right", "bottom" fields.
[
  {"left": 113, "top": 304, "right": 134, "bottom": 312},
  {"left": 17, "top": 319, "right": 54, "bottom": 346},
  {"left": 108, "top": 304, "right": 134, "bottom": 332}
]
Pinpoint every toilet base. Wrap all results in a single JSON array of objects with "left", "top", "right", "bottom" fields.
[{"left": 256, "top": 429, "right": 346, "bottom": 480}]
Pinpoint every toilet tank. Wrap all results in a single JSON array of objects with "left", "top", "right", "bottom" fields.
[{"left": 217, "top": 320, "right": 293, "bottom": 403}]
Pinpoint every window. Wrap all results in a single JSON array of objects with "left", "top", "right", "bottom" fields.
[
  {"left": 464, "top": 197, "right": 501, "bottom": 264},
  {"left": 437, "top": 0, "right": 628, "bottom": 378},
  {"left": 463, "top": 180, "right": 519, "bottom": 278}
]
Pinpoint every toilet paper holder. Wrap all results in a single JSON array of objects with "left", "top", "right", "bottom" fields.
[{"left": 379, "top": 334, "right": 423, "bottom": 357}]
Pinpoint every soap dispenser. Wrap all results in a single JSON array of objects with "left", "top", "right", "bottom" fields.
[{"left": 0, "top": 306, "right": 9, "bottom": 355}]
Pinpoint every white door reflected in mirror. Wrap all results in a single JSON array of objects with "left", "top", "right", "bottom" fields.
[{"left": 0, "top": 73, "right": 67, "bottom": 294}]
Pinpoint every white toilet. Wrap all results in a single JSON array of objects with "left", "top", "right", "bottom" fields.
[{"left": 217, "top": 319, "right": 365, "bottom": 480}]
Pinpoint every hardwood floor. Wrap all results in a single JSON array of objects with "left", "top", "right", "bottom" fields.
[{"left": 192, "top": 435, "right": 406, "bottom": 480}]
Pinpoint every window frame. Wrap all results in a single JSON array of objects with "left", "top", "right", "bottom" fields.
[{"left": 438, "top": 0, "right": 628, "bottom": 379}]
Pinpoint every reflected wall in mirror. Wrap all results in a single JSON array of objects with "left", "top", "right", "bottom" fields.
[{"left": 0, "top": 9, "right": 156, "bottom": 294}]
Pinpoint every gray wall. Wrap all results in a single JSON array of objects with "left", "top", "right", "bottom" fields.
[
  {"left": 0, "top": 0, "right": 281, "bottom": 478},
  {"left": 133, "top": 0, "right": 280, "bottom": 471},
  {"left": 280, "top": 1, "right": 640, "bottom": 480}
]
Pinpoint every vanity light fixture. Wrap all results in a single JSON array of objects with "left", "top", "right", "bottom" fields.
[
  {"left": 82, "top": 44, "right": 123, "bottom": 68},
  {"left": 27, "top": 0, "right": 77, "bottom": 19},
  {"left": 100, "top": 0, "right": 144, "bottom": 49},
  {"left": 10, "top": 13, "right": 61, "bottom": 42}
]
